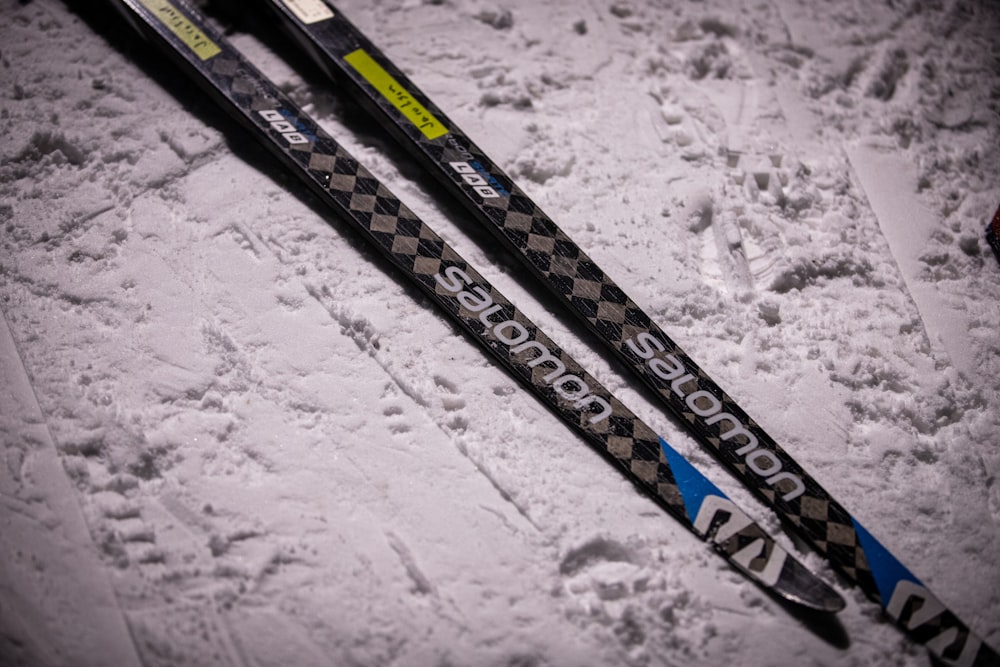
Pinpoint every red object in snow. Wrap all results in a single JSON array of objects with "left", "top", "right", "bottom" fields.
[{"left": 988, "top": 205, "right": 1000, "bottom": 263}]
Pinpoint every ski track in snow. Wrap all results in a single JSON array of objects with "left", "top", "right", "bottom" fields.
[{"left": 1, "top": 0, "right": 998, "bottom": 665}]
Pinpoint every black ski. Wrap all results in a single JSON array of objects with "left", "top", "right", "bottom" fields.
[
  {"left": 97, "top": 0, "right": 845, "bottom": 612},
  {"left": 256, "top": 1, "right": 997, "bottom": 664}
]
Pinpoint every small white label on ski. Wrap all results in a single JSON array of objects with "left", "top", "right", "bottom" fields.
[
  {"left": 449, "top": 162, "right": 500, "bottom": 198},
  {"left": 258, "top": 109, "right": 311, "bottom": 145},
  {"left": 280, "top": 0, "right": 334, "bottom": 25}
]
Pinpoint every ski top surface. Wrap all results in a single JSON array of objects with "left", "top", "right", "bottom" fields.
[
  {"left": 103, "top": 0, "right": 845, "bottom": 613},
  {"left": 255, "top": 0, "right": 998, "bottom": 664}
]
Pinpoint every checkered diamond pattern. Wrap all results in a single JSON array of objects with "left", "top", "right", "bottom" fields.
[
  {"left": 124, "top": 0, "right": 803, "bottom": 580},
  {"left": 128, "top": 0, "right": 830, "bottom": 594},
  {"left": 307, "top": 7, "right": 880, "bottom": 601}
]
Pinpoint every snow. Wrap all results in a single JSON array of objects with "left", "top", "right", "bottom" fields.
[{"left": 1, "top": 0, "right": 998, "bottom": 665}]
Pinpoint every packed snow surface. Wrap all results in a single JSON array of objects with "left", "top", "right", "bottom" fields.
[{"left": 1, "top": 0, "right": 999, "bottom": 665}]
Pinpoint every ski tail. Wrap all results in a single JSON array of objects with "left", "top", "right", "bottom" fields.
[
  {"left": 101, "top": 0, "right": 843, "bottom": 613},
  {"left": 255, "top": 0, "right": 997, "bottom": 662}
]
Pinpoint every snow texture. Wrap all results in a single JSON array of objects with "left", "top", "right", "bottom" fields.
[{"left": 1, "top": 0, "right": 998, "bottom": 665}]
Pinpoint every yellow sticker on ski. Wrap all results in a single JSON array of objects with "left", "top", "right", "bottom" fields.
[
  {"left": 344, "top": 49, "right": 448, "bottom": 141},
  {"left": 138, "top": 0, "right": 221, "bottom": 60}
]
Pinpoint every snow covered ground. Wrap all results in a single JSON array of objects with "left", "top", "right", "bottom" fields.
[{"left": 1, "top": 0, "right": 998, "bottom": 665}]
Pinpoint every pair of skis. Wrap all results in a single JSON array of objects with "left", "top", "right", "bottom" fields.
[
  {"left": 104, "top": 0, "right": 837, "bottom": 611},
  {"left": 101, "top": 0, "right": 996, "bottom": 663},
  {"left": 105, "top": 0, "right": 837, "bottom": 611}
]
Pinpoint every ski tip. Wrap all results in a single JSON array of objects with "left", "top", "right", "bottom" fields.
[
  {"left": 723, "top": 537, "right": 846, "bottom": 613},
  {"left": 685, "top": 490, "right": 845, "bottom": 614},
  {"left": 772, "top": 556, "right": 846, "bottom": 614}
]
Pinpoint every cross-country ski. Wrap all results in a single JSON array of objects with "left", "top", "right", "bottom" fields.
[{"left": 2, "top": 0, "right": 997, "bottom": 664}]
